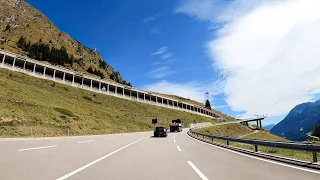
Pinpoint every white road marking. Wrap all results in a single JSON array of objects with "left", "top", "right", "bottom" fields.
[
  {"left": 174, "top": 140, "right": 176, "bottom": 143},
  {"left": 186, "top": 131, "right": 320, "bottom": 174},
  {"left": 176, "top": 145, "right": 182, "bottom": 151},
  {"left": 18, "top": 145, "right": 58, "bottom": 152},
  {"left": 187, "top": 161, "right": 209, "bottom": 180},
  {"left": 77, "top": 140, "right": 95, "bottom": 144},
  {"left": 0, "top": 134, "right": 111, "bottom": 142},
  {"left": 174, "top": 136, "right": 176, "bottom": 139},
  {"left": 56, "top": 137, "right": 148, "bottom": 180}
]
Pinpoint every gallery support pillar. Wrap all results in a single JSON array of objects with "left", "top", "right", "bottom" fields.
[
  {"left": 1, "top": 54, "right": 5, "bottom": 65},
  {"left": 43, "top": 67, "right": 46, "bottom": 77}
]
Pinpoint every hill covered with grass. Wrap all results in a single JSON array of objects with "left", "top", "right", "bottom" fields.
[{"left": 0, "top": 68, "right": 220, "bottom": 137}]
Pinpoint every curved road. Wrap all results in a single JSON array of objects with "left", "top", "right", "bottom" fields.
[{"left": 0, "top": 129, "right": 319, "bottom": 180}]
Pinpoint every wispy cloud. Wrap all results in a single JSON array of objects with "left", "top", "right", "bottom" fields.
[
  {"left": 150, "top": 26, "right": 162, "bottom": 34},
  {"left": 150, "top": 46, "right": 167, "bottom": 55},
  {"left": 147, "top": 67, "right": 175, "bottom": 79},
  {"left": 142, "top": 14, "right": 158, "bottom": 23},
  {"left": 150, "top": 47, "right": 175, "bottom": 66},
  {"left": 176, "top": 0, "right": 320, "bottom": 117},
  {"left": 161, "top": 52, "right": 173, "bottom": 59}
]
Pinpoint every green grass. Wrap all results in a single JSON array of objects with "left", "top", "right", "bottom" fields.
[
  {"left": 244, "top": 131, "right": 288, "bottom": 141},
  {"left": 198, "top": 123, "right": 253, "bottom": 137},
  {"left": 0, "top": 68, "right": 220, "bottom": 137},
  {"left": 197, "top": 124, "right": 320, "bottom": 162}
]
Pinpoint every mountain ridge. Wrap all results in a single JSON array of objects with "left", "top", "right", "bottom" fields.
[{"left": 271, "top": 100, "right": 320, "bottom": 141}]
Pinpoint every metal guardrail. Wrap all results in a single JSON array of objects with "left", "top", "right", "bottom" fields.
[{"left": 189, "top": 128, "right": 320, "bottom": 163}]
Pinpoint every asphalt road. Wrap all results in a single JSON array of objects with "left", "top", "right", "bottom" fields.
[{"left": 0, "top": 129, "right": 319, "bottom": 180}]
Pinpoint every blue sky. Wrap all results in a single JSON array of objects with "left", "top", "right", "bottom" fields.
[{"left": 26, "top": 0, "right": 320, "bottom": 126}]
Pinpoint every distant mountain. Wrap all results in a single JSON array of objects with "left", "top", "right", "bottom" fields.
[
  {"left": 263, "top": 124, "right": 276, "bottom": 131},
  {"left": 271, "top": 100, "right": 320, "bottom": 141}
]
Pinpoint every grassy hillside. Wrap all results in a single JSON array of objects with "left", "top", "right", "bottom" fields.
[
  {"left": 198, "top": 123, "right": 253, "bottom": 137},
  {"left": 0, "top": 68, "right": 220, "bottom": 137},
  {"left": 244, "top": 131, "right": 287, "bottom": 141},
  {"left": 196, "top": 124, "right": 319, "bottom": 162}
]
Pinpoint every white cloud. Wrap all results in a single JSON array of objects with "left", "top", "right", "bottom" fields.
[
  {"left": 147, "top": 67, "right": 175, "bottom": 79},
  {"left": 142, "top": 80, "right": 210, "bottom": 103},
  {"left": 142, "top": 14, "right": 158, "bottom": 23},
  {"left": 212, "top": 105, "right": 228, "bottom": 109},
  {"left": 150, "top": 27, "right": 162, "bottom": 34},
  {"left": 150, "top": 46, "right": 168, "bottom": 55},
  {"left": 161, "top": 52, "right": 173, "bottom": 59},
  {"left": 176, "top": 0, "right": 320, "bottom": 117}
]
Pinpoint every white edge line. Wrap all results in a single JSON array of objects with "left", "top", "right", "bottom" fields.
[
  {"left": 187, "top": 161, "right": 209, "bottom": 180},
  {"left": 77, "top": 140, "right": 95, "bottom": 144},
  {"left": 56, "top": 137, "right": 148, "bottom": 180},
  {"left": 186, "top": 131, "right": 320, "bottom": 174},
  {"left": 18, "top": 145, "right": 58, "bottom": 152},
  {"left": 176, "top": 145, "right": 182, "bottom": 151}
]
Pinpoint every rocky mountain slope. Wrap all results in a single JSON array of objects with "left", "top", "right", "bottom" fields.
[
  {"left": 0, "top": 0, "right": 130, "bottom": 85},
  {"left": 271, "top": 100, "right": 320, "bottom": 141}
]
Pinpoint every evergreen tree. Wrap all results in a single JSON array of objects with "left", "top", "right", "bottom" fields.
[
  {"left": 110, "top": 73, "right": 115, "bottom": 80},
  {"left": 205, "top": 99, "right": 211, "bottom": 109},
  {"left": 17, "top": 36, "right": 26, "bottom": 48},
  {"left": 87, "top": 66, "right": 94, "bottom": 74},
  {"left": 5, "top": 24, "right": 10, "bottom": 31},
  {"left": 312, "top": 124, "right": 320, "bottom": 138},
  {"left": 99, "top": 60, "right": 107, "bottom": 69}
]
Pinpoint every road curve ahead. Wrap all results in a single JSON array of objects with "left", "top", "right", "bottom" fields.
[{"left": 0, "top": 130, "right": 319, "bottom": 180}]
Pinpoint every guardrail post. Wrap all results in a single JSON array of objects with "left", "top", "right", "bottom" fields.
[
  {"left": 255, "top": 145, "right": 258, "bottom": 152},
  {"left": 212, "top": 137, "right": 214, "bottom": 142},
  {"left": 312, "top": 152, "right": 318, "bottom": 163},
  {"left": 227, "top": 141, "right": 229, "bottom": 145}
]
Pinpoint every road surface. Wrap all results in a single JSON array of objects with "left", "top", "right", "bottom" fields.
[{"left": 0, "top": 129, "right": 319, "bottom": 180}]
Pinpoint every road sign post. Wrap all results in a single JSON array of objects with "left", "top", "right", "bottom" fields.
[{"left": 152, "top": 118, "right": 157, "bottom": 128}]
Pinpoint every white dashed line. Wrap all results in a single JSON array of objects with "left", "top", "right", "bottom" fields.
[
  {"left": 174, "top": 140, "right": 176, "bottom": 143},
  {"left": 187, "top": 161, "right": 209, "bottom": 180},
  {"left": 176, "top": 145, "right": 182, "bottom": 151},
  {"left": 56, "top": 137, "right": 148, "bottom": 180},
  {"left": 77, "top": 140, "right": 95, "bottom": 144},
  {"left": 18, "top": 145, "right": 58, "bottom": 152}
]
